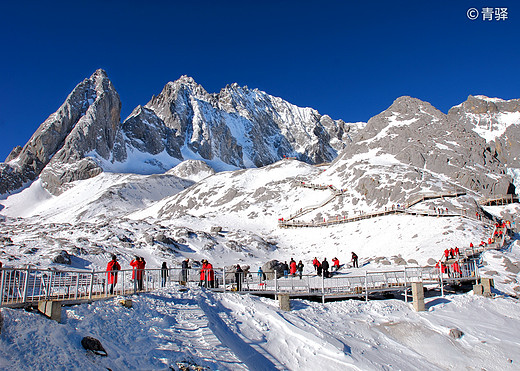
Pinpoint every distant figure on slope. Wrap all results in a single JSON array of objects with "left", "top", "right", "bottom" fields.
[
  {"left": 297, "top": 260, "right": 304, "bottom": 279},
  {"left": 106, "top": 255, "right": 121, "bottom": 295},
  {"left": 161, "top": 262, "right": 168, "bottom": 287},
  {"left": 321, "top": 258, "right": 330, "bottom": 278},
  {"left": 351, "top": 252, "right": 359, "bottom": 268}
]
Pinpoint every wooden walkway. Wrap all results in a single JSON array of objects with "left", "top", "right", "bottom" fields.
[
  {"left": 478, "top": 194, "right": 519, "bottom": 206},
  {"left": 279, "top": 182, "right": 466, "bottom": 228}
]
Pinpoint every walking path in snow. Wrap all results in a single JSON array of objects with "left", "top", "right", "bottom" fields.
[{"left": 278, "top": 181, "right": 469, "bottom": 228}]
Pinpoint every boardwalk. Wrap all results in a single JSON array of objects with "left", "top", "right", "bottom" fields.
[
  {"left": 478, "top": 194, "right": 519, "bottom": 206},
  {"left": 279, "top": 181, "right": 466, "bottom": 228}
]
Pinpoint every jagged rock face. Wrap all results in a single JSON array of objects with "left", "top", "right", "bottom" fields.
[
  {"left": 1, "top": 69, "right": 122, "bottom": 195},
  {"left": 128, "top": 77, "right": 358, "bottom": 168},
  {"left": 122, "top": 106, "right": 182, "bottom": 159},
  {"left": 332, "top": 96, "right": 513, "bottom": 201},
  {"left": 448, "top": 95, "right": 520, "bottom": 168}
]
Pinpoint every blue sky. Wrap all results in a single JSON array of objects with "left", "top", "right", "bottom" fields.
[{"left": 0, "top": 0, "right": 518, "bottom": 161}]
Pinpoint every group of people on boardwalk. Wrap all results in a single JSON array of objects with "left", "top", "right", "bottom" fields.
[
  {"left": 280, "top": 258, "right": 305, "bottom": 279},
  {"left": 199, "top": 259, "right": 216, "bottom": 288},
  {"left": 105, "top": 255, "right": 147, "bottom": 294}
]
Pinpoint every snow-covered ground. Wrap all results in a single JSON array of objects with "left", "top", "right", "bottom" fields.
[
  {"left": 0, "top": 159, "right": 519, "bottom": 370},
  {"left": 1, "top": 286, "right": 519, "bottom": 370}
]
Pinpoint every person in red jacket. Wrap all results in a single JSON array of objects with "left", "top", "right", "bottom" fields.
[
  {"left": 130, "top": 256, "right": 146, "bottom": 291},
  {"left": 332, "top": 257, "right": 340, "bottom": 271},
  {"left": 444, "top": 249, "right": 450, "bottom": 260},
  {"left": 289, "top": 258, "right": 297, "bottom": 276},
  {"left": 452, "top": 261, "right": 462, "bottom": 278},
  {"left": 454, "top": 246, "right": 460, "bottom": 257},
  {"left": 106, "top": 255, "right": 121, "bottom": 294},
  {"left": 206, "top": 261, "right": 215, "bottom": 288},
  {"left": 312, "top": 257, "right": 319, "bottom": 272},
  {"left": 199, "top": 260, "right": 207, "bottom": 287}
]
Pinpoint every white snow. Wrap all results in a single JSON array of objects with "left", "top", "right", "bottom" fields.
[
  {"left": 1, "top": 287, "right": 519, "bottom": 370},
  {"left": 0, "top": 159, "right": 519, "bottom": 370},
  {"left": 471, "top": 111, "right": 520, "bottom": 142}
]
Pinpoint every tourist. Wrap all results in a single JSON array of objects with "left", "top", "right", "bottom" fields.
[
  {"left": 206, "top": 260, "right": 215, "bottom": 288},
  {"left": 332, "top": 257, "right": 340, "bottom": 271},
  {"left": 235, "top": 264, "right": 243, "bottom": 291},
  {"left": 282, "top": 261, "right": 289, "bottom": 277},
  {"left": 181, "top": 258, "right": 190, "bottom": 283},
  {"left": 289, "top": 258, "right": 297, "bottom": 276},
  {"left": 161, "top": 262, "right": 168, "bottom": 287},
  {"left": 199, "top": 260, "right": 207, "bottom": 287},
  {"left": 106, "top": 255, "right": 121, "bottom": 295},
  {"left": 351, "top": 252, "right": 359, "bottom": 268},
  {"left": 297, "top": 260, "right": 304, "bottom": 279},
  {"left": 312, "top": 257, "right": 319, "bottom": 272},
  {"left": 322, "top": 258, "right": 330, "bottom": 278}
]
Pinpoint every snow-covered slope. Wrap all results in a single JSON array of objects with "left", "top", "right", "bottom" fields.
[{"left": 1, "top": 285, "right": 520, "bottom": 370}]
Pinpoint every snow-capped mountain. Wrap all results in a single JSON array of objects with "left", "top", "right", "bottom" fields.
[
  {"left": 327, "top": 95, "right": 516, "bottom": 208},
  {"left": 1, "top": 70, "right": 360, "bottom": 196}
]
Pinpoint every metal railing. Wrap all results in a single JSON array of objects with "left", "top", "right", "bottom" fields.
[{"left": 0, "top": 261, "right": 480, "bottom": 307}]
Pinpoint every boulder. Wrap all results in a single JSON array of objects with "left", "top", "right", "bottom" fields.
[
  {"left": 81, "top": 336, "right": 107, "bottom": 356},
  {"left": 261, "top": 260, "right": 284, "bottom": 279},
  {"left": 53, "top": 250, "right": 71, "bottom": 265},
  {"left": 449, "top": 328, "right": 464, "bottom": 339}
]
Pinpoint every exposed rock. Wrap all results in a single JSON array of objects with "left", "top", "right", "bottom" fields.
[
  {"left": 262, "top": 260, "right": 284, "bottom": 279},
  {"left": 52, "top": 250, "right": 72, "bottom": 265},
  {"left": 449, "top": 328, "right": 464, "bottom": 339},
  {"left": 81, "top": 336, "right": 107, "bottom": 356},
  {"left": 427, "top": 258, "right": 437, "bottom": 266},
  {"left": 155, "top": 234, "right": 177, "bottom": 245},
  {"left": 210, "top": 226, "right": 222, "bottom": 233}
]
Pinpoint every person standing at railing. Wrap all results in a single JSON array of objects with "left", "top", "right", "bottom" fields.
[
  {"left": 312, "top": 257, "right": 319, "bottom": 272},
  {"left": 161, "top": 262, "right": 168, "bottom": 287},
  {"left": 235, "top": 264, "right": 243, "bottom": 291},
  {"left": 106, "top": 255, "right": 121, "bottom": 295},
  {"left": 137, "top": 257, "right": 146, "bottom": 290},
  {"left": 332, "top": 257, "right": 340, "bottom": 272},
  {"left": 289, "top": 258, "right": 297, "bottom": 276},
  {"left": 351, "top": 252, "right": 359, "bottom": 268},
  {"left": 452, "top": 261, "right": 461, "bottom": 278},
  {"left": 199, "top": 260, "right": 207, "bottom": 287},
  {"left": 206, "top": 261, "right": 215, "bottom": 288},
  {"left": 181, "top": 258, "right": 190, "bottom": 283},
  {"left": 297, "top": 260, "right": 304, "bottom": 279},
  {"left": 322, "top": 258, "right": 330, "bottom": 278},
  {"left": 131, "top": 256, "right": 146, "bottom": 291}
]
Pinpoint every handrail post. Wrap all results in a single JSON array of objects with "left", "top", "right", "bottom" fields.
[
  {"left": 404, "top": 268, "right": 408, "bottom": 303},
  {"left": 321, "top": 273, "right": 325, "bottom": 304},
  {"left": 74, "top": 272, "right": 79, "bottom": 299},
  {"left": 274, "top": 272, "right": 278, "bottom": 300},
  {"left": 439, "top": 265, "right": 444, "bottom": 297},
  {"left": 22, "top": 265, "right": 30, "bottom": 304},
  {"left": 0, "top": 268, "right": 5, "bottom": 306},
  {"left": 365, "top": 271, "right": 368, "bottom": 302},
  {"left": 89, "top": 269, "right": 95, "bottom": 299}
]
